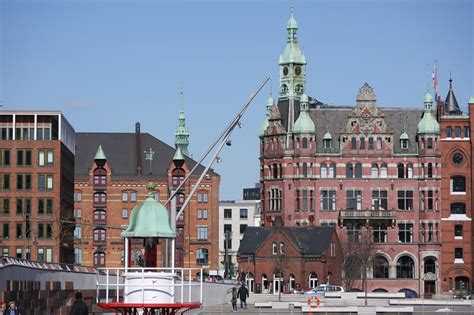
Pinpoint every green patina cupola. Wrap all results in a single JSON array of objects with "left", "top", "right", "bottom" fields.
[
  {"left": 175, "top": 86, "right": 190, "bottom": 156},
  {"left": 417, "top": 91, "right": 440, "bottom": 134},
  {"left": 260, "top": 94, "right": 274, "bottom": 137},
  {"left": 293, "top": 92, "right": 315, "bottom": 133},
  {"left": 94, "top": 145, "right": 107, "bottom": 160},
  {"left": 122, "top": 182, "right": 177, "bottom": 238},
  {"left": 279, "top": 6, "right": 306, "bottom": 100}
]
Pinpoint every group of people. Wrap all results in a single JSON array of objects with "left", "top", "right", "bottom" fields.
[
  {"left": 0, "top": 292, "right": 88, "bottom": 315},
  {"left": 231, "top": 283, "right": 249, "bottom": 311}
]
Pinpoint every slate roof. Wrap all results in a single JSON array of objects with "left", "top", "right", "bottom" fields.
[
  {"left": 238, "top": 226, "right": 335, "bottom": 257},
  {"left": 277, "top": 99, "right": 423, "bottom": 154},
  {"left": 75, "top": 132, "right": 218, "bottom": 179}
]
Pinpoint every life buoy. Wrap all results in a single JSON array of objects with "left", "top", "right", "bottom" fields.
[{"left": 307, "top": 295, "right": 320, "bottom": 308}]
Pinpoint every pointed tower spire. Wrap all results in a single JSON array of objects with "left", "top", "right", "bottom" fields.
[
  {"left": 293, "top": 92, "right": 315, "bottom": 133},
  {"left": 94, "top": 145, "right": 107, "bottom": 160},
  {"left": 417, "top": 90, "right": 440, "bottom": 134},
  {"left": 175, "top": 83, "right": 190, "bottom": 156},
  {"left": 444, "top": 74, "right": 461, "bottom": 115}
]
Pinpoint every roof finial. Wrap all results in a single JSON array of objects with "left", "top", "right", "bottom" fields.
[
  {"left": 270, "top": 77, "right": 273, "bottom": 97},
  {"left": 180, "top": 81, "right": 184, "bottom": 111},
  {"left": 449, "top": 71, "right": 453, "bottom": 90},
  {"left": 144, "top": 147, "right": 155, "bottom": 176}
]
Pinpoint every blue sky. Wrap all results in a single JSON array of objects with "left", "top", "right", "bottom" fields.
[{"left": 1, "top": 0, "right": 472, "bottom": 200}]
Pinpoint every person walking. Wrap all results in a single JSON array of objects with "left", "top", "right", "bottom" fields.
[
  {"left": 5, "top": 301, "right": 20, "bottom": 315},
  {"left": 231, "top": 287, "right": 238, "bottom": 312},
  {"left": 69, "top": 292, "right": 88, "bottom": 315},
  {"left": 237, "top": 284, "right": 249, "bottom": 309}
]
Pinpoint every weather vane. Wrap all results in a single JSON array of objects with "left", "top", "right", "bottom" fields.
[{"left": 144, "top": 147, "right": 155, "bottom": 175}]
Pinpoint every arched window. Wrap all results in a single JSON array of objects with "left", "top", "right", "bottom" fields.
[
  {"left": 302, "top": 137, "right": 308, "bottom": 149},
  {"left": 446, "top": 126, "right": 452, "bottom": 138},
  {"left": 309, "top": 272, "right": 318, "bottom": 288},
  {"left": 455, "top": 276, "right": 469, "bottom": 291},
  {"left": 427, "top": 138, "right": 433, "bottom": 149},
  {"left": 94, "top": 210, "right": 106, "bottom": 224},
  {"left": 273, "top": 163, "right": 278, "bottom": 179},
  {"left": 346, "top": 163, "right": 353, "bottom": 178},
  {"left": 451, "top": 176, "right": 466, "bottom": 192},
  {"left": 93, "top": 168, "right": 107, "bottom": 187},
  {"left": 302, "top": 163, "right": 308, "bottom": 178},
  {"left": 396, "top": 256, "right": 415, "bottom": 279},
  {"left": 377, "top": 137, "right": 382, "bottom": 150},
  {"left": 373, "top": 256, "right": 389, "bottom": 279},
  {"left": 360, "top": 137, "right": 366, "bottom": 149},
  {"left": 289, "top": 273, "right": 296, "bottom": 291},
  {"left": 351, "top": 137, "right": 357, "bottom": 149},
  {"left": 261, "top": 274, "right": 269, "bottom": 292},
  {"left": 406, "top": 163, "right": 413, "bottom": 178},
  {"left": 451, "top": 203, "right": 466, "bottom": 214},
  {"left": 93, "top": 228, "right": 106, "bottom": 242},
  {"left": 427, "top": 163, "right": 433, "bottom": 178},
  {"left": 329, "top": 163, "right": 336, "bottom": 178},
  {"left": 320, "top": 163, "right": 327, "bottom": 178},
  {"left": 371, "top": 163, "right": 379, "bottom": 178},
  {"left": 94, "top": 192, "right": 106, "bottom": 205},
  {"left": 354, "top": 163, "right": 362, "bottom": 178},
  {"left": 93, "top": 251, "right": 106, "bottom": 267},
  {"left": 424, "top": 258, "right": 436, "bottom": 274},
  {"left": 196, "top": 248, "right": 209, "bottom": 265},
  {"left": 172, "top": 168, "right": 185, "bottom": 187},
  {"left": 368, "top": 137, "right": 374, "bottom": 150},
  {"left": 397, "top": 163, "right": 405, "bottom": 179},
  {"left": 380, "top": 163, "right": 388, "bottom": 178}
]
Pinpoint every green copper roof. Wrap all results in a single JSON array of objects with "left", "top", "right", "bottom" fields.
[
  {"left": 417, "top": 91, "right": 440, "bottom": 134},
  {"left": 279, "top": 9, "right": 306, "bottom": 65},
  {"left": 259, "top": 95, "right": 274, "bottom": 136},
  {"left": 175, "top": 88, "right": 189, "bottom": 156},
  {"left": 173, "top": 146, "right": 184, "bottom": 161},
  {"left": 469, "top": 96, "right": 474, "bottom": 104},
  {"left": 94, "top": 145, "right": 107, "bottom": 160},
  {"left": 122, "top": 182, "right": 177, "bottom": 239},
  {"left": 400, "top": 131, "right": 409, "bottom": 140},
  {"left": 294, "top": 92, "right": 315, "bottom": 133},
  {"left": 323, "top": 131, "right": 332, "bottom": 140}
]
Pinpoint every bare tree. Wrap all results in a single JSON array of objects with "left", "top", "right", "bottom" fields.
[{"left": 342, "top": 225, "right": 377, "bottom": 306}]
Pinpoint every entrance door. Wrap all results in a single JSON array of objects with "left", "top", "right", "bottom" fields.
[
  {"left": 424, "top": 281, "right": 435, "bottom": 299},
  {"left": 247, "top": 277, "right": 254, "bottom": 293},
  {"left": 273, "top": 278, "right": 282, "bottom": 294}
]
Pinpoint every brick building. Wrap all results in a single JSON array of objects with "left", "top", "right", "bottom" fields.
[
  {"left": 257, "top": 11, "right": 452, "bottom": 296},
  {"left": 437, "top": 82, "right": 474, "bottom": 293},
  {"left": 0, "top": 110, "right": 75, "bottom": 263},
  {"left": 237, "top": 225, "right": 343, "bottom": 294},
  {"left": 73, "top": 113, "right": 220, "bottom": 270}
]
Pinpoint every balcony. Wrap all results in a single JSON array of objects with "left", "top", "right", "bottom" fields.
[{"left": 339, "top": 209, "right": 396, "bottom": 226}]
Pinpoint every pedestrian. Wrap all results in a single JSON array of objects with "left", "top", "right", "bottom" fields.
[
  {"left": 69, "top": 292, "right": 88, "bottom": 315},
  {"left": 231, "top": 287, "right": 238, "bottom": 311},
  {"left": 5, "top": 301, "right": 20, "bottom": 315},
  {"left": 0, "top": 302, "right": 6, "bottom": 315},
  {"left": 237, "top": 284, "right": 249, "bottom": 309}
]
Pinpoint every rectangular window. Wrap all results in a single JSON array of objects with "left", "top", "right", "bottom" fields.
[
  {"left": 320, "top": 189, "right": 336, "bottom": 211},
  {"left": 46, "top": 223, "right": 52, "bottom": 238},
  {"left": 16, "top": 174, "right": 32, "bottom": 190},
  {"left": 397, "top": 190, "right": 413, "bottom": 210},
  {"left": 240, "top": 208, "right": 248, "bottom": 219},
  {"left": 16, "top": 223, "right": 22, "bottom": 239},
  {"left": 197, "top": 209, "right": 202, "bottom": 219},
  {"left": 455, "top": 126, "right": 461, "bottom": 138},
  {"left": 74, "top": 226, "right": 82, "bottom": 239},
  {"left": 446, "top": 126, "right": 452, "bottom": 138},
  {"left": 203, "top": 193, "right": 208, "bottom": 203},
  {"left": 74, "top": 248, "right": 82, "bottom": 264},
  {"left": 75, "top": 191, "right": 82, "bottom": 202},
  {"left": 197, "top": 227, "right": 208, "bottom": 240},
  {"left": 1, "top": 198, "right": 9, "bottom": 214},
  {"left": 2, "top": 223, "right": 9, "bottom": 239},
  {"left": 1, "top": 174, "right": 10, "bottom": 191},
  {"left": 464, "top": 127, "right": 470, "bottom": 138},
  {"left": 451, "top": 176, "right": 466, "bottom": 193},
  {"left": 36, "top": 248, "right": 44, "bottom": 262},
  {"left": 122, "top": 192, "right": 128, "bottom": 202},
  {"left": 427, "top": 190, "right": 434, "bottom": 210},
  {"left": 346, "top": 189, "right": 362, "bottom": 210},
  {"left": 38, "top": 150, "right": 45, "bottom": 166},
  {"left": 373, "top": 224, "right": 388, "bottom": 243},
  {"left": 372, "top": 189, "right": 387, "bottom": 210},
  {"left": 74, "top": 209, "right": 82, "bottom": 218},
  {"left": 0, "top": 150, "right": 10, "bottom": 167},
  {"left": 224, "top": 224, "right": 232, "bottom": 248},
  {"left": 455, "top": 248, "right": 463, "bottom": 259},
  {"left": 197, "top": 193, "right": 202, "bottom": 203},
  {"left": 224, "top": 208, "right": 232, "bottom": 219},
  {"left": 0, "top": 127, "right": 13, "bottom": 140},
  {"left": 16, "top": 248, "right": 22, "bottom": 259},
  {"left": 46, "top": 248, "right": 52, "bottom": 262},
  {"left": 130, "top": 191, "right": 137, "bottom": 202},
  {"left": 455, "top": 225, "right": 463, "bottom": 237},
  {"left": 38, "top": 223, "right": 44, "bottom": 238},
  {"left": 16, "top": 150, "right": 32, "bottom": 166},
  {"left": 47, "top": 150, "right": 54, "bottom": 165},
  {"left": 203, "top": 209, "right": 208, "bottom": 219},
  {"left": 122, "top": 209, "right": 128, "bottom": 219},
  {"left": 398, "top": 223, "right": 413, "bottom": 243},
  {"left": 2, "top": 248, "right": 8, "bottom": 257},
  {"left": 347, "top": 223, "right": 362, "bottom": 243},
  {"left": 240, "top": 224, "right": 247, "bottom": 234},
  {"left": 16, "top": 198, "right": 31, "bottom": 215}
]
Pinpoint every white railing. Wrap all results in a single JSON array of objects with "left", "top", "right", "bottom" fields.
[{"left": 96, "top": 267, "right": 203, "bottom": 305}]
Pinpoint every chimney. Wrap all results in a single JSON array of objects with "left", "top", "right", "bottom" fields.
[{"left": 135, "top": 122, "right": 142, "bottom": 176}]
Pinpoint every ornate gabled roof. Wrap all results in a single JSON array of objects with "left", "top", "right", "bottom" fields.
[
  {"left": 323, "top": 131, "right": 332, "bottom": 140},
  {"left": 400, "top": 131, "right": 409, "bottom": 140},
  {"left": 264, "top": 104, "right": 285, "bottom": 136},
  {"left": 444, "top": 79, "right": 461, "bottom": 114},
  {"left": 417, "top": 91, "right": 440, "bottom": 134},
  {"left": 356, "top": 82, "right": 377, "bottom": 108}
]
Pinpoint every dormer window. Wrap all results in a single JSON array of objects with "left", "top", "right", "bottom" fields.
[
  {"left": 323, "top": 138, "right": 332, "bottom": 149},
  {"left": 401, "top": 139, "right": 409, "bottom": 149}
]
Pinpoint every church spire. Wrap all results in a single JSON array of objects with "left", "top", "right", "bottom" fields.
[
  {"left": 175, "top": 83, "right": 190, "bottom": 156},
  {"left": 444, "top": 74, "right": 461, "bottom": 115}
]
